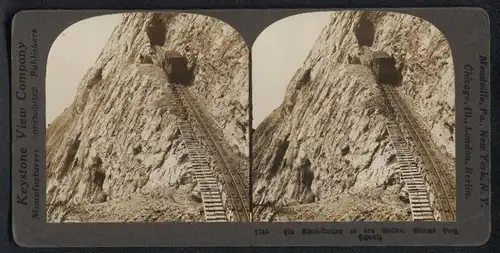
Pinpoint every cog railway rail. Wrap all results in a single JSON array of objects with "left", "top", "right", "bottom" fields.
[
  {"left": 170, "top": 84, "right": 250, "bottom": 222},
  {"left": 169, "top": 87, "right": 227, "bottom": 222},
  {"left": 380, "top": 84, "right": 456, "bottom": 221}
]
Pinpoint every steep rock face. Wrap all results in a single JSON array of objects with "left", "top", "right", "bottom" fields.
[
  {"left": 252, "top": 11, "right": 454, "bottom": 221},
  {"left": 46, "top": 12, "right": 248, "bottom": 222}
]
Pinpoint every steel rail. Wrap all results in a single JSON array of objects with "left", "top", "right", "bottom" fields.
[
  {"left": 382, "top": 84, "right": 456, "bottom": 221},
  {"left": 176, "top": 85, "right": 250, "bottom": 221}
]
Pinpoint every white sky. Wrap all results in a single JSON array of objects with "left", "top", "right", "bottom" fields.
[
  {"left": 46, "top": 14, "right": 122, "bottom": 125},
  {"left": 252, "top": 12, "right": 331, "bottom": 127}
]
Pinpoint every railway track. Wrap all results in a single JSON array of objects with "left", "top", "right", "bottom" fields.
[
  {"left": 385, "top": 123, "right": 435, "bottom": 221},
  {"left": 381, "top": 84, "right": 456, "bottom": 221},
  {"left": 173, "top": 85, "right": 250, "bottom": 221},
  {"left": 183, "top": 90, "right": 250, "bottom": 185},
  {"left": 379, "top": 86, "right": 434, "bottom": 221},
  {"left": 169, "top": 87, "right": 228, "bottom": 222}
]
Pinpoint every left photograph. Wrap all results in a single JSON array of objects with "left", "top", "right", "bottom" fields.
[{"left": 45, "top": 12, "right": 250, "bottom": 223}]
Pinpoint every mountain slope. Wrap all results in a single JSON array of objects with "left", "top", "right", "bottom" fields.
[
  {"left": 46, "top": 12, "right": 249, "bottom": 222},
  {"left": 252, "top": 11, "right": 454, "bottom": 221}
]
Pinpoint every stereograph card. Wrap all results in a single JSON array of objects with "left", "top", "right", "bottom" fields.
[{"left": 10, "top": 8, "right": 490, "bottom": 247}]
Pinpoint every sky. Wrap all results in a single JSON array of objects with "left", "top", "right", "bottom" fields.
[
  {"left": 46, "top": 14, "right": 122, "bottom": 125},
  {"left": 251, "top": 12, "right": 332, "bottom": 127}
]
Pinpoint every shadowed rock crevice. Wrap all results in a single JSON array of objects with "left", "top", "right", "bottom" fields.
[
  {"left": 267, "top": 137, "right": 290, "bottom": 180},
  {"left": 299, "top": 158, "right": 313, "bottom": 190},
  {"left": 58, "top": 134, "right": 81, "bottom": 180},
  {"left": 93, "top": 170, "right": 105, "bottom": 189},
  {"left": 89, "top": 67, "right": 103, "bottom": 87},
  {"left": 296, "top": 68, "right": 312, "bottom": 89},
  {"left": 133, "top": 145, "right": 142, "bottom": 155},
  {"left": 139, "top": 54, "right": 154, "bottom": 64}
]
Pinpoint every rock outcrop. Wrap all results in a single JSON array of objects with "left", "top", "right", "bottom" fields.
[
  {"left": 252, "top": 11, "right": 454, "bottom": 221},
  {"left": 46, "top": 12, "right": 249, "bottom": 222}
]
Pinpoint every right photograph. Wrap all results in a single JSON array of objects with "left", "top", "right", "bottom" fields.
[{"left": 251, "top": 11, "right": 456, "bottom": 222}]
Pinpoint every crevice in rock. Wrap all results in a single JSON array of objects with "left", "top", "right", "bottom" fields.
[
  {"left": 93, "top": 170, "right": 105, "bottom": 189},
  {"left": 444, "top": 121, "right": 454, "bottom": 136},
  {"left": 314, "top": 146, "right": 322, "bottom": 157},
  {"left": 58, "top": 133, "right": 82, "bottom": 180},
  {"left": 133, "top": 145, "right": 142, "bottom": 155},
  {"left": 362, "top": 123, "right": 369, "bottom": 133},
  {"left": 168, "top": 128, "right": 181, "bottom": 141},
  {"left": 341, "top": 145, "right": 350, "bottom": 156},
  {"left": 266, "top": 138, "right": 290, "bottom": 180},
  {"left": 385, "top": 172, "right": 399, "bottom": 187},
  {"left": 179, "top": 153, "right": 188, "bottom": 164},
  {"left": 236, "top": 120, "right": 247, "bottom": 135},
  {"left": 300, "top": 158, "right": 313, "bottom": 189},
  {"left": 90, "top": 167, "right": 108, "bottom": 204},
  {"left": 186, "top": 61, "right": 197, "bottom": 85},
  {"left": 92, "top": 156, "right": 103, "bottom": 168},
  {"left": 88, "top": 67, "right": 103, "bottom": 88},
  {"left": 376, "top": 128, "right": 389, "bottom": 142},
  {"left": 72, "top": 158, "right": 79, "bottom": 167},
  {"left": 348, "top": 54, "right": 361, "bottom": 64},
  {"left": 386, "top": 153, "right": 396, "bottom": 165},
  {"left": 296, "top": 68, "right": 312, "bottom": 89},
  {"left": 139, "top": 53, "right": 154, "bottom": 64},
  {"left": 179, "top": 172, "right": 193, "bottom": 185}
]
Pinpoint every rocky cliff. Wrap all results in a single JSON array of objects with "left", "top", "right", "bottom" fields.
[
  {"left": 46, "top": 12, "right": 249, "bottom": 222},
  {"left": 252, "top": 11, "right": 455, "bottom": 221}
]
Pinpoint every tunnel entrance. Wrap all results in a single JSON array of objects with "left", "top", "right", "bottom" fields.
[
  {"left": 163, "top": 51, "right": 192, "bottom": 85},
  {"left": 146, "top": 15, "right": 166, "bottom": 46},
  {"left": 354, "top": 15, "right": 375, "bottom": 47},
  {"left": 371, "top": 51, "right": 401, "bottom": 85}
]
